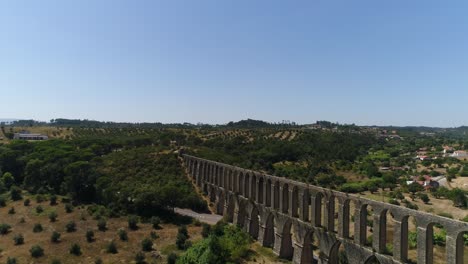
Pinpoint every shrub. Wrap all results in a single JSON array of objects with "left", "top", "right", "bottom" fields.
[
  {"left": 30, "top": 245, "right": 44, "bottom": 258},
  {"left": 35, "top": 205, "right": 44, "bottom": 214},
  {"left": 10, "top": 186, "right": 22, "bottom": 201},
  {"left": 95, "top": 258, "right": 103, "bottom": 264},
  {"left": 0, "top": 196, "right": 6, "bottom": 207},
  {"left": 106, "top": 240, "right": 118, "bottom": 254},
  {"left": 150, "top": 231, "right": 159, "bottom": 239},
  {"left": 33, "top": 223, "right": 43, "bottom": 233},
  {"left": 201, "top": 223, "right": 211, "bottom": 238},
  {"left": 128, "top": 215, "right": 139, "bottom": 230},
  {"left": 51, "top": 259, "right": 61, "bottom": 264},
  {"left": 13, "top": 233, "right": 24, "bottom": 245},
  {"left": 6, "top": 257, "right": 17, "bottom": 264},
  {"left": 19, "top": 217, "right": 25, "bottom": 223},
  {"left": 86, "top": 229, "right": 95, "bottom": 242},
  {"left": 141, "top": 237, "right": 153, "bottom": 251},
  {"left": 49, "top": 211, "right": 58, "bottom": 222},
  {"left": 419, "top": 193, "right": 430, "bottom": 204},
  {"left": 65, "top": 203, "right": 73, "bottom": 213},
  {"left": 69, "top": 243, "right": 82, "bottom": 256},
  {"left": 24, "top": 198, "right": 30, "bottom": 206},
  {"left": 66, "top": 221, "right": 76, "bottom": 232},
  {"left": 461, "top": 215, "right": 468, "bottom": 222},
  {"left": 167, "top": 253, "right": 178, "bottom": 264},
  {"left": 135, "top": 251, "right": 146, "bottom": 264},
  {"left": 118, "top": 228, "right": 128, "bottom": 241},
  {"left": 36, "top": 194, "right": 45, "bottom": 203},
  {"left": 151, "top": 216, "right": 161, "bottom": 229},
  {"left": 388, "top": 198, "right": 400, "bottom": 205},
  {"left": 97, "top": 219, "right": 107, "bottom": 231},
  {"left": 176, "top": 232, "right": 188, "bottom": 250},
  {"left": 51, "top": 231, "right": 61, "bottom": 243},
  {"left": 50, "top": 195, "right": 57, "bottom": 205},
  {"left": 8, "top": 207, "right": 15, "bottom": 214}
]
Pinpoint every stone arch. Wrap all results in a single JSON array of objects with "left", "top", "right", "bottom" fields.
[
  {"left": 372, "top": 207, "right": 390, "bottom": 254},
  {"left": 312, "top": 192, "right": 324, "bottom": 227},
  {"left": 279, "top": 219, "right": 294, "bottom": 260},
  {"left": 282, "top": 183, "right": 290, "bottom": 214},
  {"left": 258, "top": 176, "right": 265, "bottom": 204},
  {"left": 266, "top": 178, "right": 272, "bottom": 207},
  {"left": 263, "top": 213, "right": 276, "bottom": 248},
  {"left": 425, "top": 221, "right": 447, "bottom": 264},
  {"left": 300, "top": 230, "right": 315, "bottom": 264},
  {"left": 250, "top": 173, "right": 257, "bottom": 200},
  {"left": 218, "top": 166, "right": 223, "bottom": 187},
  {"left": 244, "top": 173, "right": 250, "bottom": 198},
  {"left": 291, "top": 185, "right": 299, "bottom": 218},
  {"left": 339, "top": 198, "right": 352, "bottom": 239},
  {"left": 273, "top": 180, "right": 280, "bottom": 209},
  {"left": 249, "top": 205, "right": 260, "bottom": 239},
  {"left": 454, "top": 230, "right": 468, "bottom": 264},
  {"left": 216, "top": 189, "right": 225, "bottom": 215},
  {"left": 225, "top": 193, "right": 236, "bottom": 223},
  {"left": 328, "top": 241, "right": 340, "bottom": 264},
  {"left": 325, "top": 194, "right": 337, "bottom": 232},
  {"left": 235, "top": 199, "right": 248, "bottom": 228},
  {"left": 238, "top": 172, "right": 244, "bottom": 194},
  {"left": 227, "top": 168, "right": 232, "bottom": 191},
  {"left": 355, "top": 203, "right": 374, "bottom": 247},
  {"left": 206, "top": 163, "right": 211, "bottom": 183},
  {"left": 209, "top": 185, "right": 216, "bottom": 203},
  {"left": 214, "top": 165, "right": 219, "bottom": 185}
]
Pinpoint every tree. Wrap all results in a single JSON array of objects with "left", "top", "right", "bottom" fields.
[
  {"left": 51, "top": 231, "right": 61, "bottom": 243},
  {"left": 10, "top": 186, "right": 22, "bottom": 201},
  {"left": 419, "top": 193, "right": 430, "bottom": 204},
  {"left": 86, "top": 230, "right": 95, "bottom": 242},
  {"left": 135, "top": 252, "right": 146, "bottom": 264},
  {"left": 106, "top": 240, "right": 118, "bottom": 254},
  {"left": 63, "top": 161, "right": 97, "bottom": 202},
  {"left": 128, "top": 215, "right": 139, "bottom": 230},
  {"left": 30, "top": 245, "right": 44, "bottom": 258},
  {"left": 2, "top": 172, "right": 15, "bottom": 189},
  {"left": 141, "top": 238, "right": 153, "bottom": 251},
  {"left": 407, "top": 182, "right": 424, "bottom": 194},
  {"left": 49, "top": 211, "right": 58, "bottom": 222},
  {"left": 69, "top": 243, "right": 82, "bottom": 256}
]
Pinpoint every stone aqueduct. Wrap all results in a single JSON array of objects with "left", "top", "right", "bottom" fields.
[{"left": 182, "top": 155, "right": 468, "bottom": 264}]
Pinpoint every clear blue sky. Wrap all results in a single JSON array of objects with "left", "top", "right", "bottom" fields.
[{"left": 1, "top": 1, "right": 467, "bottom": 126}]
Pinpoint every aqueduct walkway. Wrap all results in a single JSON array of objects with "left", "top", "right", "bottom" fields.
[{"left": 182, "top": 154, "right": 468, "bottom": 264}]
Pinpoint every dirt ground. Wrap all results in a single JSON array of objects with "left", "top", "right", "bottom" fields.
[
  {"left": 0, "top": 196, "right": 201, "bottom": 263},
  {"left": 450, "top": 177, "right": 468, "bottom": 190}
]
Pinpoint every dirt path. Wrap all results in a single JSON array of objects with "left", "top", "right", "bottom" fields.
[{"left": 174, "top": 208, "right": 222, "bottom": 225}]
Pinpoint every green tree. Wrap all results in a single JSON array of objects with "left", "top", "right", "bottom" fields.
[{"left": 2, "top": 172, "right": 15, "bottom": 189}]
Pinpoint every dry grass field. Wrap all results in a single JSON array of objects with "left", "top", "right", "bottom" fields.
[{"left": 0, "top": 195, "right": 202, "bottom": 263}]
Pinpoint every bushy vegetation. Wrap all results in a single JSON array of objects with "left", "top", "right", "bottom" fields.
[{"left": 177, "top": 222, "right": 251, "bottom": 264}]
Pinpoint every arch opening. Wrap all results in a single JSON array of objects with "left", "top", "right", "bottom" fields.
[
  {"left": 249, "top": 206, "right": 260, "bottom": 239},
  {"left": 244, "top": 173, "right": 250, "bottom": 198},
  {"left": 263, "top": 213, "right": 275, "bottom": 248},
  {"left": 282, "top": 183, "right": 290, "bottom": 214},
  {"left": 258, "top": 177, "right": 264, "bottom": 204},
  {"left": 266, "top": 179, "right": 272, "bottom": 207},
  {"left": 279, "top": 220, "right": 294, "bottom": 260}
]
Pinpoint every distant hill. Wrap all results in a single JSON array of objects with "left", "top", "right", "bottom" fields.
[
  {"left": 0, "top": 118, "right": 18, "bottom": 124},
  {"left": 225, "top": 118, "right": 297, "bottom": 128}
]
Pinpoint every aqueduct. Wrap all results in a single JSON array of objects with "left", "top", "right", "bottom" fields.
[{"left": 182, "top": 154, "right": 468, "bottom": 264}]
